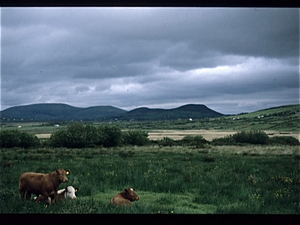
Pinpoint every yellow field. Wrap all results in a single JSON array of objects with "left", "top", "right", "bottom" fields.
[{"left": 35, "top": 130, "right": 300, "bottom": 141}]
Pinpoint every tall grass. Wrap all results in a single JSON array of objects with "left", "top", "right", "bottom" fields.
[{"left": 1, "top": 146, "right": 299, "bottom": 213}]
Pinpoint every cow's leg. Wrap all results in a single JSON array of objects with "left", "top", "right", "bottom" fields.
[
  {"left": 49, "top": 194, "right": 56, "bottom": 205},
  {"left": 41, "top": 192, "right": 50, "bottom": 204},
  {"left": 20, "top": 189, "right": 25, "bottom": 199},
  {"left": 26, "top": 192, "right": 32, "bottom": 200},
  {"left": 35, "top": 195, "right": 43, "bottom": 203},
  {"left": 123, "top": 199, "right": 132, "bottom": 207}
]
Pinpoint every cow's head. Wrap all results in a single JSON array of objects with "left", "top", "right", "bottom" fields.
[
  {"left": 124, "top": 188, "right": 140, "bottom": 202},
  {"left": 63, "top": 186, "right": 78, "bottom": 199},
  {"left": 56, "top": 168, "right": 69, "bottom": 183}
]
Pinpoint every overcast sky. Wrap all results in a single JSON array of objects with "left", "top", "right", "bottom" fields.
[{"left": 1, "top": 7, "right": 299, "bottom": 114}]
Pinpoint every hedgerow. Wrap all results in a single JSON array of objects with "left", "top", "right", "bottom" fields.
[
  {"left": 0, "top": 129, "right": 40, "bottom": 148},
  {"left": 268, "top": 136, "right": 299, "bottom": 146},
  {"left": 1, "top": 123, "right": 298, "bottom": 149},
  {"left": 211, "top": 130, "right": 299, "bottom": 146},
  {"left": 49, "top": 122, "right": 123, "bottom": 148},
  {"left": 232, "top": 130, "right": 269, "bottom": 145},
  {"left": 122, "top": 130, "right": 149, "bottom": 146}
]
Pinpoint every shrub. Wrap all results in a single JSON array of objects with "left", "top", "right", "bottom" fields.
[
  {"left": 65, "top": 122, "right": 89, "bottom": 148},
  {"left": 122, "top": 130, "right": 149, "bottom": 146},
  {"left": 180, "top": 135, "right": 209, "bottom": 148},
  {"left": 158, "top": 137, "right": 175, "bottom": 147},
  {"left": 19, "top": 132, "right": 40, "bottom": 148},
  {"left": 85, "top": 124, "right": 99, "bottom": 147},
  {"left": 268, "top": 136, "right": 299, "bottom": 146},
  {"left": 232, "top": 130, "right": 269, "bottom": 145},
  {"left": 97, "top": 125, "right": 122, "bottom": 147},
  {"left": 0, "top": 130, "right": 21, "bottom": 148},
  {"left": 49, "top": 123, "right": 123, "bottom": 148},
  {"left": 49, "top": 129, "right": 68, "bottom": 147},
  {"left": 50, "top": 122, "right": 99, "bottom": 148},
  {"left": 211, "top": 135, "right": 236, "bottom": 145},
  {"left": 0, "top": 129, "right": 40, "bottom": 148}
]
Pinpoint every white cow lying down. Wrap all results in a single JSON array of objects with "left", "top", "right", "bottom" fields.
[{"left": 34, "top": 186, "right": 78, "bottom": 203}]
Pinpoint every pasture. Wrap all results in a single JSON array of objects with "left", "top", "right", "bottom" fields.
[{"left": 1, "top": 145, "right": 299, "bottom": 214}]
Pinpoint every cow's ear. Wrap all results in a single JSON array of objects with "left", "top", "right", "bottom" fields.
[
  {"left": 66, "top": 170, "right": 70, "bottom": 175},
  {"left": 124, "top": 189, "right": 128, "bottom": 192},
  {"left": 133, "top": 189, "right": 136, "bottom": 191},
  {"left": 56, "top": 170, "right": 59, "bottom": 174}
]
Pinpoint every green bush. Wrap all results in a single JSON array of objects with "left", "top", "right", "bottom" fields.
[
  {"left": 65, "top": 122, "right": 89, "bottom": 148},
  {"left": 122, "top": 130, "right": 149, "bottom": 146},
  {"left": 0, "top": 129, "right": 40, "bottom": 148},
  {"left": 158, "top": 137, "right": 175, "bottom": 147},
  {"left": 19, "top": 132, "right": 40, "bottom": 148},
  {"left": 211, "top": 135, "right": 236, "bottom": 145},
  {"left": 180, "top": 135, "right": 209, "bottom": 147},
  {"left": 49, "top": 122, "right": 94, "bottom": 148},
  {"left": 85, "top": 124, "right": 99, "bottom": 147},
  {"left": 50, "top": 122, "right": 99, "bottom": 148},
  {"left": 96, "top": 125, "right": 122, "bottom": 147},
  {"left": 268, "top": 136, "right": 299, "bottom": 146},
  {"left": 49, "top": 129, "right": 68, "bottom": 147},
  {"left": 232, "top": 130, "right": 269, "bottom": 145}
]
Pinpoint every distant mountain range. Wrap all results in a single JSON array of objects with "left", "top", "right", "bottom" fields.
[{"left": 0, "top": 103, "right": 223, "bottom": 121}]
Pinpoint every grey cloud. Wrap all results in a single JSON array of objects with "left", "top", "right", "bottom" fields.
[
  {"left": 75, "top": 85, "right": 90, "bottom": 94},
  {"left": 1, "top": 8, "right": 298, "bottom": 114}
]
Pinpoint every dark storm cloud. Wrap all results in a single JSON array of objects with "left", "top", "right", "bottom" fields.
[{"left": 1, "top": 7, "right": 299, "bottom": 114}]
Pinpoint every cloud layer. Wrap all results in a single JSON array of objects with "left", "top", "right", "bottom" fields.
[{"left": 1, "top": 8, "right": 299, "bottom": 114}]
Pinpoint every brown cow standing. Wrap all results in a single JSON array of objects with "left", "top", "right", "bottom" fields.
[
  {"left": 19, "top": 168, "right": 70, "bottom": 204},
  {"left": 110, "top": 188, "right": 140, "bottom": 207}
]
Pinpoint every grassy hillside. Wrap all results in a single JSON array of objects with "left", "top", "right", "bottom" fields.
[
  {"left": 230, "top": 104, "right": 300, "bottom": 119},
  {"left": 111, "top": 104, "right": 300, "bottom": 131},
  {"left": 1, "top": 104, "right": 299, "bottom": 133}
]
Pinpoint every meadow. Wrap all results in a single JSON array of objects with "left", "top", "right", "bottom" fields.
[
  {"left": 1, "top": 105, "right": 299, "bottom": 214},
  {"left": 1, "top": 145, "right": 299, "bottom": 214}
]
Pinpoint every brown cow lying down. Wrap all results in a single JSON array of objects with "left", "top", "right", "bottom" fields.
[
  {"left": 34, "top": 186, "right": 79, "bottom": 203},
  {"left": 110, "top": 188, "right": 140, "bottom": 206},
  {"left": 19, "top": 168, "right": 70, "bottom": 204}
]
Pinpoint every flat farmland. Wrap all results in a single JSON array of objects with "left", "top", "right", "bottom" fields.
[
  {"left": 35, "top": 129, "right": 300, "bottom": 141},
  {"left": 147, "top": 130, "right": 300, "bottom": 141}
]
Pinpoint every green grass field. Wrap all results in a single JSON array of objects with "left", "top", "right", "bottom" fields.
[{"left": 1, "top": 145, "right": 299, "bottom": 214}]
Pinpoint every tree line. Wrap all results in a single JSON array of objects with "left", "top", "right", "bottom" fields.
[{"left": 0, "top": 122, "right": 299, "bottom": 149}]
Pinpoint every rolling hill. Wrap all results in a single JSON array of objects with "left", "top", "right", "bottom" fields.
[
  {"left": 119, "top": 104, "right": 223, "bottom": 120},
  {"left": 0, "top": 103, "right": 126, "bottom": 121},
  {"left": 0, "top": 103, "right": 223, "bottom": 121}
]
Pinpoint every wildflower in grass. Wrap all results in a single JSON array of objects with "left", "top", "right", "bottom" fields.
[
  {"left": 248, "top": 174, "right": 262, "bottom": 185},
  {"left": 274, "top": 188, "right": 292, "bottom": 198},
  {"left": 277, "top": 176, "right": 294, "bottom": 184},
  {"left": 248, "top": 174, "right": 257, "bottom": 184}
]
